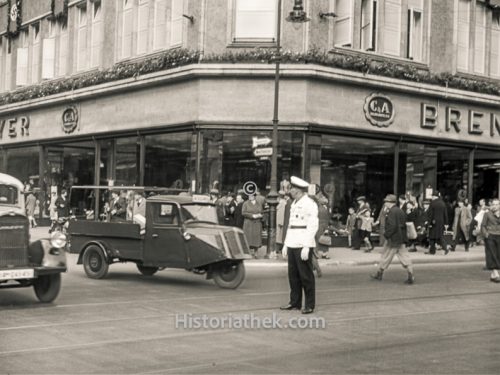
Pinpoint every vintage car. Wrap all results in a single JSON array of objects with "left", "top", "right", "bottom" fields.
[
  {"left": 0, "top": 173, "right": 67, "bottom": 303},
  {"left": 67, "top": 186, "right": 251, "bottom": 289}
]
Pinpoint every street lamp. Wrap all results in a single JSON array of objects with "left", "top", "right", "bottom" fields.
[{"left": 266, "top": 0, "right": 309, "bottom": 257}]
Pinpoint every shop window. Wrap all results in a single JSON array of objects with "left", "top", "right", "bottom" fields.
[
  {"left": 407, "top": 3, "right": 423, "bottom": 61},
  {"left": 361, "top": 0, "right": 377, "bottom": 51},
  {"left": 320, "top": 135, "right": 394, "bottom": 221},
  {"left": 232, "top": 0, "right": 277, "bottom": 43},
  {"left": 457, "top": 0, "right": 470, "bottom": 71},
  {"left": 334, "top": 0, "right": 353, "bottom": 47},
  {"left": 473, "top": 150, "right": 500, "bottom": 204},
  {"left": 144, "top": 132, "right": 195, "bottom": 191},
  {"left": 199, "top": 130, "right": 301, "bottom": 195},
  {"left": 6, "top": 147, "right": 39, "bottom": 190},
  {"left": 116, "top": 137, "right": 140, "bottom": 186}
]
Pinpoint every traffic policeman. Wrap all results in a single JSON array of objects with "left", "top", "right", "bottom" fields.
[{"left": 280, "top": 176, "right": 319, "bottom": 314}]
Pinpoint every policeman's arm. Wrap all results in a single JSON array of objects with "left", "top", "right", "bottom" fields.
[{"left": 306, "top": 201, "right": 319, "bottom": 246}]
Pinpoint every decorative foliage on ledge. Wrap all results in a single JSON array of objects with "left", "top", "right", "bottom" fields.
[{"left": 0, "top": 48, "right": 499, "bottom": 108}]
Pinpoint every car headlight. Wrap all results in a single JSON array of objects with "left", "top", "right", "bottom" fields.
[{"left": 50, "top": 231, "right": 67, "bottom": 249}]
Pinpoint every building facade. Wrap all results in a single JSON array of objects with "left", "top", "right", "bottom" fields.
[{"left": 0, "top": 0, "right": 499, "bottom": 220}]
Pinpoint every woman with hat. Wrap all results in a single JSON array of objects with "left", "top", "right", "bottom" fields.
[
  {"left": 452, "top": 199, "right": 472, "bottom": 251},
  {"left": 242, "top": 193, "right": 264, "bottom": 258}
]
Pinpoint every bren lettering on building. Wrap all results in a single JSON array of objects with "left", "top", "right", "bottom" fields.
[{"left": 0, "top": 0, "right": 499, "bottom": 222}]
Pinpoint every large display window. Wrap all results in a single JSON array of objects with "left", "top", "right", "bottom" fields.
[
  {"left": 320, "top": 135, "right": 395, "bottom": 219},
  {"left": 199, "top": 130, "right": 303, "bottom": 194},
  {"left": 473, "top": 150, "right": 500, "bottom": 204},
  {"left": 115, "top": 137, "right": 140, "bottom": 186},
  {"left": 144, "top": 132, "right": 196, "bottom": 190}
]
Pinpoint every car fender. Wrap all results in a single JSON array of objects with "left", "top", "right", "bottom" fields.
[
  {"left": 28, "top": 239, "right": 67, "bottom": 269},
  {"left": 77, "top": 241, "right": 113, "bottom": 265}
]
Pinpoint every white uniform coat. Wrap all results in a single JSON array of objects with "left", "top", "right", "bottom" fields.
[{"left": 284, "top": 194, "right": 318, "bottom": 248}]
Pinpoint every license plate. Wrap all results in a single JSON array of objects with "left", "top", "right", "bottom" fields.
[{"left": 0, "top": 269, "right": 34, "bottom": 281}]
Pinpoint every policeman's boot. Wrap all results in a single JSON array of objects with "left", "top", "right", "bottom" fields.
[
  {"left": 405, "top": 272, "right": 415, "bottom": 285},
  {"left": 370, "top": 269, "right": 383, "bottom": 281}
]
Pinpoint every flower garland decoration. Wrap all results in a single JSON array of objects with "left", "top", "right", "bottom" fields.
[
  {"left": 0, "top": 48, "right": 499, "bottom": 107},
  {"left": 6, "top": 0, "right": 22, "bottom": 39}
]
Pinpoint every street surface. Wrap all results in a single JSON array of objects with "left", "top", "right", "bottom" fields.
[{"left": 1, "top": 256, "right": 499, "bottom": 374}]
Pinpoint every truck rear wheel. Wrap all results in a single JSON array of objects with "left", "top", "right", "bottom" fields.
[
  {"left": 33, "top": 273, "right": 61, "bottom": 303},
  {"left": 83, "top": 245, "right": 109, "bottom": 279},
  {"left": 213, "top": 262, "right": 245, "bottom": 289},
  {"left": 137, "top": 265, "right": 159, "bottom": 276}
]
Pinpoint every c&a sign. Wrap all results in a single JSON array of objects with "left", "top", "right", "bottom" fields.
[{"left": 363, "top": 93, "right": 395, "bottom": 127}]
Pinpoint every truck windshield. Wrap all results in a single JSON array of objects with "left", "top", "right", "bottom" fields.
[
  {"left": 0, "top": 185, "right": 18, "bottom": 205},
  {"left": 182, "top": 204, "right": 218, "bottom": 224}
]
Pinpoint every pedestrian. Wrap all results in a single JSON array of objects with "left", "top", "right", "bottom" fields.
[
  {"left": 405, "top": 201, "right": 419, "bottom": 252},
  {"left": 426, "top": 191, "right": 451, "bottom": 255},
  {"left": 452, "top": 199, "right": 472, "bottom": 251},
  {"left": 48, "top": 191, "right": 58, "bottom": 233},
  {"left": 280, "top": 176, "right": 318, "bottom": 314},
  {"left": 473, "top": 198, "right": 488, "bottom": 245},
  {"left": 25, "top": 190, "right": 37, "bottom": 228},
  {"left": 315, "top": 195, "right": 330, "bottom": 259},
  {"left": 374, "top": 202, "right": 390, "bottom": 247},
  {"left": 371, "top": 194, "right": 415, "bottom": 284},
  {"left": 224, "top": 193, "right": 237, "bottom": 226},
  {"left": 345, "top": 207, "right": 357, "bottom": 248},
  {"left": 480, "top": 198, "right": 500, "bottom": 283},
  {"left": 352, "top": 196, "right": 370, "bottom": 250},
  {"left": 414, "top": 200, "right": 430, "bottom": 250},
  {"left": 242, "top": 193, "right": 263, "bottom": 258},
  {"left": 275, "top": 190, "right": 288, "bottom": 258},
  {"left": 360, "top": 209, "right": 374, "bottom": 252},
  {"left": 52, "top": 188, "right": 69, "bottom": 232},
  {"left": 234, "top": 193, "right": 245, "bottom": 229}
]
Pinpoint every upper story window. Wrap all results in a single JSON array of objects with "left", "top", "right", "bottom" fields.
[
  {"left": 474, "top": 1, "right": 487, "bottom": 74},
  {"left": 77, "top": 2, "right": 88, "bottom": 72},
  {"left": 90, "top": 0, "right": 104, "bottom": 67},
  {"left": 491, "top": 12, "right": 500, "bottom": 77},
  {"left": 407, "top": 0, "right": 423, "bottom": 61},
  {"left": 361, "top": 0, "right": 377, "bottom": 51},
  {"left": 334, "top": 0, "right": 353, "bottom": 47},
  {"left": 457, "top": 0, "right": 471, "bottom": 71},
  {"left": 233, "top": 0, "right": 278, "bottom": 43},
  {"left": 118, "top": 0, "right": 183, "bottom": 61},
  {"left": 382, "top": 0, "right": 402, "bottom": 56},
  {"left": 16, "top": 29, "right": 29, "bottom": 86},
  {"left": 30, "top": 23, "right": 41, "bottom": 84}
]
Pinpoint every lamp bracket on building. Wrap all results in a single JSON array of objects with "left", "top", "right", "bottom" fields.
[
  {"left": 286, "top": 0, "right": 310, "bottom": 23},
  {"left": 319, "top": 12, "right": 337, "bottom": 19},
  {"left": 182, "top": 14, "right": 194, "bottom": 23}
]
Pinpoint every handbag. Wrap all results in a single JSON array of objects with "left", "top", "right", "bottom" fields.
[
  {"left": 318, "top": 234, "right": 332, "bottom": 246},
  {"left": 406, "top": 222, "right": 417, "bottom": 240}
]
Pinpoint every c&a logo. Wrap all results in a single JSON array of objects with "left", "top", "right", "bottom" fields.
[{"left": 363, "top": 93, "right": 395, "bottom": 128}]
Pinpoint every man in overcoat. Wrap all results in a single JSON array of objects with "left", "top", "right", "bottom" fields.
[
  {"left": 452, "top": 200, "right": 472, "bottom": 251},
  {"left": 371, "top": 194, "right": 415, "bottom": 284},
  {"left": 427, "top": 192, "right": 450, "bottom": 255}
]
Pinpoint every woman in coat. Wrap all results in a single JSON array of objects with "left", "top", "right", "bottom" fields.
[
  {"left": 315, "top": 196, "right": 331, "bottom": 259},
  {"left": 452, "top": 200, "right": 472, "bottom": 251},
  {"left": 242, "top": 194, "right": 263, "bottom": 258}
]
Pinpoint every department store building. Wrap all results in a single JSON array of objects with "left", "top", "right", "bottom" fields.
[{"left": 0, "top": 0, "right": 499, "bottom": 219}]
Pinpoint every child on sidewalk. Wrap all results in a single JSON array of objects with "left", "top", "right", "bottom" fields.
[
  {"left": 360, "top": 210, "right": 374, "bottom": 252},
  {"left": 346, "top": 207, "right": 357, "bottom": 248}
]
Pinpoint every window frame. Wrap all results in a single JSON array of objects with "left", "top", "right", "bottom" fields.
[{"left": 230, "top": 0, "right": 279, "bottom": 45}]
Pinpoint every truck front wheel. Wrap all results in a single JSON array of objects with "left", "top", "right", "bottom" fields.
[
  {"left": 33, "top": 273, "right": 61, "bottom": 303},
  {"left": 83, "top": 245, "right": 109, "bottom": 279},
  {"left": 212, "top": 262, "right": 245, "bottom": 289}
]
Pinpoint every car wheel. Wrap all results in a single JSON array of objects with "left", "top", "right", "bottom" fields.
[
  {"left": 33, "top": 273, "right": 61, "bottom": 303},
  {"left": 83, "top": 245, "right": 109, "bottom": 279},
  {"left": 137, "top": 264, "right": 159, "bottom": 276},
  {"left": 213, "top": 262, "right": 245, "bottom": 289}
]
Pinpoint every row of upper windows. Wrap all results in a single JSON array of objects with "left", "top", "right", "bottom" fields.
[{"left": 1, "top": 0, "right": 500, "bottom": 93}]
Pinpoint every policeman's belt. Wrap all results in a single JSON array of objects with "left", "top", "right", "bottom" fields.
[{"left": 290, "top": 225, "right": 307, "bottom": 229}]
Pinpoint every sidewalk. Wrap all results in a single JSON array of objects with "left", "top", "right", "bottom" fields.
[{"left": 32, "top": 226, "right": 485, "bottom": 267}]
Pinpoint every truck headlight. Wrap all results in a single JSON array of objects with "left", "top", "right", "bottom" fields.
[{"left": 50, "top": 231, "right": 67, "bottom": 249}]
